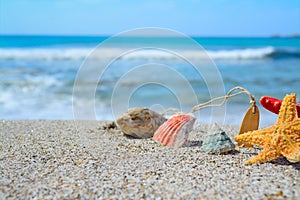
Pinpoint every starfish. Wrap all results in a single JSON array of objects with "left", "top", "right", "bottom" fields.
[{"left": 235, "top": 93, "right": 300, "bottom": 164}]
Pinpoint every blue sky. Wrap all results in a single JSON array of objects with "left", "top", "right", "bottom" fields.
[{"left": 0, "top": 0, "right": 299, "bottom": 36}]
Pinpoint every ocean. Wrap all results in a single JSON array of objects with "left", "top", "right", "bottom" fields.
[{"left": 1, "top": 34, "right": 300, "bottom": 127}]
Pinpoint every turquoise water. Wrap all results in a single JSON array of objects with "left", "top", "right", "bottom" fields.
[
  {"left": 1, "top": 36, "right": 300, "bottom": 48},
  {"left": 0, "top": 35, "right": 299, "bottom": 126}
]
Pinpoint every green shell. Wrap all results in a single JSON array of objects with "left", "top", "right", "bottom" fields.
[{"left": 201, "top": 128, "right": 235, "bottom": 154}]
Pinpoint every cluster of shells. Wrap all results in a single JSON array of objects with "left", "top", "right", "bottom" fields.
[{"left": 116, "top": 108, "right": 235, "bottom": 153}]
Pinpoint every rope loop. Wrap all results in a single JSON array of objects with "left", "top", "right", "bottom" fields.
[
  {"left": 190, "top": 86, "right": 256, "bottom": 113},
  {"left": 161, "top": 86, "right": 257, "bottom": 116}
]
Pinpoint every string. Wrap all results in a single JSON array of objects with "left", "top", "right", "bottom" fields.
[
  {"left": 161, "top": 86, "right": 256, "bottom": 117},
  {"left": 191, "top": 86, "right": 256, "bottom": 113},
  {"left": 161, "top": 107, "right": 182, "bottom": 116}
]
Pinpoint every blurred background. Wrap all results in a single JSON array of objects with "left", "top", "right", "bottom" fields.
[{"left": 0, "top": 0, "right": 299, "bottom": 126}]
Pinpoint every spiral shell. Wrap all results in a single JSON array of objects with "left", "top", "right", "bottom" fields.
[{"left": 201, "top": 126, "right": 235, "bottom": 154}]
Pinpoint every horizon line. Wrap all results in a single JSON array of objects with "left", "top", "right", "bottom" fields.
[{"left": 1, "top": 33, "right": 300, "bottom": 38}]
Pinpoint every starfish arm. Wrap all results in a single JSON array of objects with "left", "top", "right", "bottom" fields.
[
  {"left": 274, "top": 120, "right": 300, "bottom": 162},
  {"left": 276, "top": 120, "right": 300, "bottom": 139},
  {"left": 285, "top": 151, "right": 300, "bottom": 163},
  {"left": 234, "top": 126, "right": 276, "bottom": 148},
  {"left": 281, "top": 119, "right": 300, "bottom": 136},
  {"left": 276, "top": 93, "right": 298, "bottom": 125},
  {"left": 245, "top": 146, "right": 281, "bottom": 164},
  {"left": 277, "top": 132, "right": 300, "bottom": 163},
  {"left": 281, "top": 145, "right": 300, "bottom": 163}
]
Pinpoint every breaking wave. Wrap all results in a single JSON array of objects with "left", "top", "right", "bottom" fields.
[{"left": 0, "top": 46, "right": 299, "bottom": 61}]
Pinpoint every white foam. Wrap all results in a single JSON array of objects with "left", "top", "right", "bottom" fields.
[
  {"left": 0, "top": 46, "right": 276, "bottom": 61},
  {"left": 0, "top": 48, "right": 92, "bottom": 60},
  {"left": 122, "top": 47, "right": 276, "bottom": 60},
  {"left": 207, "top": 46, "right": 275, "bottom": 60}
]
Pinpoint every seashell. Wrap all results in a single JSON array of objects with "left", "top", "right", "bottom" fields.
[
  {"left": 201, "top": 125, "right": 235, "bottom": 154},
  {"left": 115, "top": 107, "right": 167, "bottom": 138},
  {"left": 152, "top": 113, "right": 196, "bottom": 147}
]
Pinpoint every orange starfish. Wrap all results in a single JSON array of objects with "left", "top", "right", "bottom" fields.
[{"left": 235, "top": 93, "right": 300, "bottom": 164}]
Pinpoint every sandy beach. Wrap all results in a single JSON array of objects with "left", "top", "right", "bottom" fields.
[{"left": 0, "top": 120, "right": 299, "bottom": 199}]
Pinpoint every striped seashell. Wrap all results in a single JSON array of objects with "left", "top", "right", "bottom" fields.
[
  {"left": 152, "top": 113, "right": 196, "bottom": 147},
  {"left": 116, "top": 107, "right": 167, "bottom": 138}
]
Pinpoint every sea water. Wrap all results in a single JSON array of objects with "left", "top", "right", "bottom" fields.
[{"left": 0, "top": 35, "right": 299, "bottom": 126}]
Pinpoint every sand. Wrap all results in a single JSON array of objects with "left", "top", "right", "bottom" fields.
[{"left": 1, "top": 120, "right": 299, "bottom": 199}]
